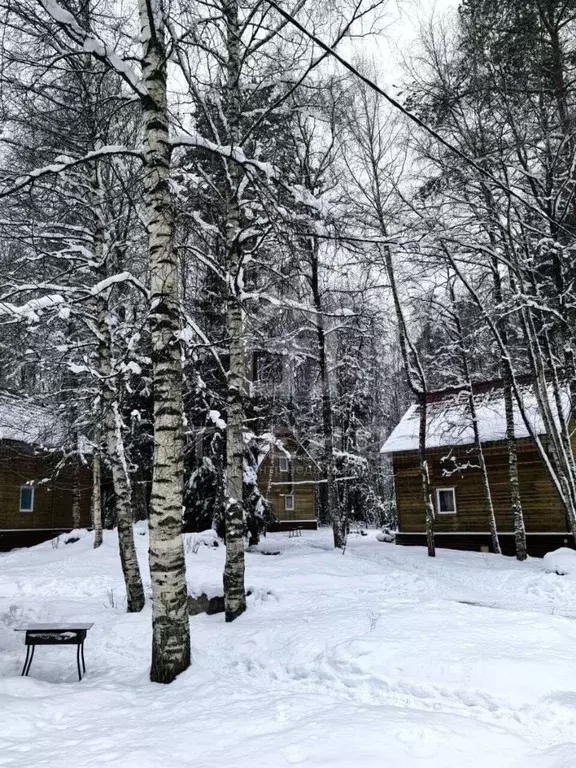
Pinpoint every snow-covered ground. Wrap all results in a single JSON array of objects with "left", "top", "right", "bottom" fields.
[{"left": 3, "top": 529, "right": 576, "bottom": 767}]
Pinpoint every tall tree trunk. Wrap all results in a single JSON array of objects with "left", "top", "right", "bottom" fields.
[
  {"left": 71, "top": 463, "right": 81, "bottom": 529},
  {"left": 503, "top": 377, "right": 527, "bottom": 560},
  {"left": 450, "top": 291, "right": 501, "bottom": 553},
  {"left": 97, "top": 290, "right": 145, "bottom": 610},
  {"left": 224, "top": 292, "right": 247, "bottom": 620},
  {"left": 470, "top": 394, "right": 500, "bottom": 554},
  {"left": 223, "top": 284, "right": 247, "bottom": 619},
  {"left": 309, "top": 238, "right": 344, "bottom": 548},
  {"left": 418, "top": 393, "right": 436, "bottom": 557},
  {"left": 93, "top": 426, "right": 103, "bottom": 549},
  {"left": 364, "top": 103, "right": 435, "bottom": 556},
  {"left": 491, "top": 257, "right": 527, "bottom": 560},
  {"left": 140, "top": 0, "right": 190, "bottom": 682},
  {"left": 222, "top": 0, "right": 247, "bottom": 620},
  {"left": 382, "top": 244, "right": 435, "bottom": 556}
]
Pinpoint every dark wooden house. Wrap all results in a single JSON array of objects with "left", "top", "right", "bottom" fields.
[
  {"left": 0, "top": 394, "right": 92, "bottom": 550},
  {"left": 381, "top": 381, "right": 575, "bottom": 556},
  {"left": 257, "top": 434, "right": 318, "bottom": 530}
]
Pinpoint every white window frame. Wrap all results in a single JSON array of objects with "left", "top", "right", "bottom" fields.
[
  {"left": 19, "top": 485, "right": 35, "bottom": 513},
  {"left": 278, "top": 456, "right": 290, "bottom": 473},
  {"left": 284, "top": 494, "right": 294, "bottom": 511},
  {"left": 436, "top": 487, "right": 457, "bottom": 515}
]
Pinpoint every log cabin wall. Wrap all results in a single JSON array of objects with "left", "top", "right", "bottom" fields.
[
  {"left": 258, "top": 439, "right": 317, "bottom": 528},
  {"left": 0, "top": 439, "right": 92, "bottom": 536},
  {"left": 392, "top": 438, "right": 572, "bottom": 554}
]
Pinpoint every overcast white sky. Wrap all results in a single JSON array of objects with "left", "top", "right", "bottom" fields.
[{"left": 360, "top": 0, "right": 460, "bottom": 91}]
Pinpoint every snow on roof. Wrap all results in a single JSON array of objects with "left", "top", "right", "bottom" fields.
[
  {"left": 0, "top": 393, "right": 63, "bottom": 448},
  {"left": 380, "top": 381, "right": 572, "bottom": 454}
]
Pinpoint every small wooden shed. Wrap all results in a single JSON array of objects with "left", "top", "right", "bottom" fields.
[
  {"left": 257, "top": 433, "right": 318, "bottom": 530},
  {"left": 381, "top": 380, "right": 575, "bottom": 556},
  {"left": 0, "top": 394, "right": 92, "bottom": 549}
]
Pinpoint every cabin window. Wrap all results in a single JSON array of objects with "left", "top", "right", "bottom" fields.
[
  {"left": 284, "top": 494, "right": 294, "bottom": 511},
  {"left": 19, "top": 485, "right": 35, "bottom": 513},
  {"left": 278, "top": 457, "right": 290, "bottom": 473},
  {"left": 436, "top": 488, "right": 456, "bottom": 515}
]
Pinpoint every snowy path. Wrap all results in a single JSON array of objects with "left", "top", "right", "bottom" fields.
[{"left": 2, "top": 530, "right": 576, "bottom": 766}]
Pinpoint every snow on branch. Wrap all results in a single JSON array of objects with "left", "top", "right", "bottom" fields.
[
  {"left": 172, "top": 132, "right": 325, "bottom": 212},
  {"left": 180, "top": 314, "right": 227, "bottom": 377},
  {"left": 0, "top": 272, "right": 147, "bottom": 324},
  {"left": 38, "top": 0, "right": 147, "bottom": 97},
  {"left": 241, "top": 290, "right": 358, "bottom": 319},
  {"left": 90, "top": 272, "right": 148, "bottom": 298},
  {"left": 0, "top": 147, "right": 143, "bottom": 200},
  {"left": 0, "top": 294, "right": 65, "bottom": 323},
  {"left": 172, "top": 132, "right": 275, "bottom": 177}
]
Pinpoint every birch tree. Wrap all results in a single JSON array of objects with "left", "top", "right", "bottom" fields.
[
  {"left": 170, "top": 0, "right": 387, "bottom": 585},
  {"left": 0, "top": 0, "right": 150, "bottom": 594},
  {"left": 0, "top": 0, "right": 191, "bottom": 675},
  {"left": 342, "top": 82, "right": 436, "bottom": 555},
  {"left": 138, "top": 0, "right": 191, "bottom": 680}
]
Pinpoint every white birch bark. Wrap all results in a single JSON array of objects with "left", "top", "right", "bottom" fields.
[
  {"left": 503, "top": 380, "right": 527, "bottom": 560},
  {"left": 449, "top": 290, "right": 500, "bottom": 554},
  {"left": 96, "top": 277, "right": 145, "bottom": 611},
  {"left": 309, "top": 238, "right": 345, "bottom": 548},
  {"left": 418, "top": 394, "right": 436, "bottom": 558},
  {"left": 92, "top": 425, "right": 103, "bottom": 549},
  {"left": 469, "top": 393, "right": 500, "bottom": 554},
  {"left": 346, "top": 95, "right": 435, "bottom": 555},
  {"left": 222, "top": 0, "right": 247, "bottom": 622},
  {"left": 139, "top": 0, "right": 190, "bottom": 681},
  {"left": 490, "top": 258, "right": 527, "bottom": 560},
  {"left": 516, "top": 294, "right": 576, "bottom": 535},
  {"left": 383, "top": 244, "right": 435, "bottom": 556},
  {"left": 444, "top": 248, "right": 528, "bottom": 558},
  {"left": 71, "top": 463, "right": 81, "bottom": 530}
]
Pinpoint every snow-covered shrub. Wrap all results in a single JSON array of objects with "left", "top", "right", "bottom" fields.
[
  {"left": 246, "top": 586, "right": 278, "bottom": 603},
  {"left": 542, "top": 547, "right": 576, "bottom": 575},
  {"left": 184, "top": 529, "right": 220, "bottom": 554},
  {"left": 64, "top": 528, "right": 90, "bottom": 545},
  {"left": 249, "top": 540, "right": 281, "bottom": 556},
  {"left": 376, "top": 528, "right": 396, "bottom": 543}
]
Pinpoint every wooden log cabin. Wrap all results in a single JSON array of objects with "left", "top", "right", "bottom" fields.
[
  {"left": 257, "top": 433, "right": 318, "bottom": 531},
  {"left": 0, "top": 394, "right": 92, "bottom": 550},
  {"left": 381, "top": 380, "right": 575, "bottom": 557}
]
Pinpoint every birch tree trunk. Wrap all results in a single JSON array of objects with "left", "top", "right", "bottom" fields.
[
  {"left": 382, "top": 244, "right": 435, "bottom": 556},
  {"left": 224, "top": 291, "right": 247, "bottom": 621},
  {"left": 491, "top": 258, "right": 527, "bottom": 560},
  {"left": 503, "top": 378, "right": 527, "bottom": 560},
  {"left": 97, "top": 287, "right": 145, "bottom": 611},
  {"left": 516, "top": 286, "right": 576, "bottom": 536},
  {"left": 469, "top": 392, "right": 500, "bottom": 554},
  {"left": 450, "top": 292, "right": 500, "bottom": 554},
  {"left": 309, "top": 238, "right": 345, "bottom": 548},
  {"left": 418, "top": 393, "right": 436, "bottom": 557},
  {"left": 139, "top": 0, "right": 191, "bottom": 682},
  {"left": 71, "top": 463, "right": 81, "bottom": 529},
  {"left": 348, "top": 94, "right": 436, "bottom": 554},
  {"left": 93, "top": 426, "right": 103, "bottom": 549},
  {"left": 222, "top": 0, "right": 247, "bottom": 621}
]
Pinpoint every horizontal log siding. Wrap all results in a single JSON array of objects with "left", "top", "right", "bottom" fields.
[
  {"left": 258, "top": 442, "right": 317, "bottom": 523},
  {"left": 393, "top": 439, "right": 569, "bottom": 535},
  {"left": 0, "top": 440, "right": 92, "bottom": 531}
]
